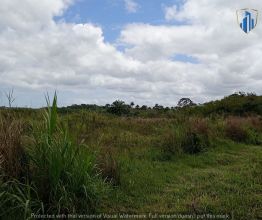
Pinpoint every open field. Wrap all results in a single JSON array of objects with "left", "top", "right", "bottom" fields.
[
  {"left": 2, "top": 0, "right": 262, "bottom": 219},
  {"left": 1, "top": 93, "right": 262, "bottom": 219},
  {"left": 102, "top": 143, "right": 262, "bottom": 219}
]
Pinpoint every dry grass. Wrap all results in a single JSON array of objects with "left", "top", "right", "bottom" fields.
[
  {"left": 225, "top": 117, "right": 248, "bottom": 142},
  {"left": 0, "top": 114, "right": 27, "bottom": 179},
  {"left": 189, "top": 117, "right": 210, "bottom": 136},
  {"left": 97, "top": 146, "right": 120, "bottom": 186},
  {"left": 246, "top": 116, "right": 262, "bottom": 131}
]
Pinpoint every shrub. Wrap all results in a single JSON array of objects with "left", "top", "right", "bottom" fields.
[{"left": 182, "top": 136, "right": 207, "bottom": 154}]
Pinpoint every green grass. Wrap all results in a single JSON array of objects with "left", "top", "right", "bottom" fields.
[
  {"left": 0, "top": 95, "right": 108, "bottom": 219},
  {"left": 102, "top": 143, "right": 262, "bottom": 219},
  {"left": 1, "top": 97, "right": 262, "bottom": 219}
]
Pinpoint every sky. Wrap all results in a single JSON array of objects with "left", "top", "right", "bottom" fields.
[{"left": 0, "top": 0, "right": 262, "bottom": 107}]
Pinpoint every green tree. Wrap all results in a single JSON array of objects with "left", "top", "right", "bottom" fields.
[
  {"left": 177, "top": 98, "right": 196, "bottom": 108},
  {"left": 107, "top": 100, "right": 130, "bottom": 116}
]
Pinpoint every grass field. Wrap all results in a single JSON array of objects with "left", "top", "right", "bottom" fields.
[
  {"left": 1, "top": 94, "right": 262, "bottom": 219},
  {"left": 102, "top": 143, "right": 262, "bottom": 219}
]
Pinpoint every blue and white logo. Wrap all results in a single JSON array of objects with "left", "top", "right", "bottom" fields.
[{"left": 236, "top": 9, "right": 258, "bottom": 33}]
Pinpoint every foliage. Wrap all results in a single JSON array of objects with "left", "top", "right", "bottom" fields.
[
  {"left": 1, "top": 92, "right": 262, "bottom": 219},
  {"left": 107, "top": 100, "right": 131, "bottom": 116},
  {"left": 188, "top": 92, "right": 262, "bottom": 116},
  {"left": 54, "top": 92, "right": 262, "bottom": 118},
  {"left": 0, "top": 95, "right": 107, "bottom": 219},
  {"left": 177, "top": 98, "right": 196, "bottom": 108}
]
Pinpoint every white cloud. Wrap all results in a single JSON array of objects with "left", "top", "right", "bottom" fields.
[
  {"left": 124, "top": 0, "right": 139, "bottom": 13},
  {"left": 118, "top": 0, "right": 262, "bottom": 102},
  {"left": 0, "top": 0, "right": 145, "bottom": 106},
  {"left": 0, "top": 0, "right": 262, "bottom": 107},
  {"left": 0, "top": 0, "right": 73, "bottom": 32},
  {"left": 164, "top": 5, "right": 177, "bottom": 21}
]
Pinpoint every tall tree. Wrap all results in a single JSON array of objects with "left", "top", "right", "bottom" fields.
[{"left": 177, "top": 98, "right": 196, "bottom": 108}]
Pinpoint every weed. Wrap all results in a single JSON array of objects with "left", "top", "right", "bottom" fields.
[
  {"left": 0, "top": 94, "right": 107, "bottom": 218},
  {"left": 224, "top": 116, "right": 262, "bottom": 144},
  {"left": 97, "top": 147, "right": 121, "bottom": 186},
  {"left": 0, "top": 115, "right": 28, "bottom": 179}
]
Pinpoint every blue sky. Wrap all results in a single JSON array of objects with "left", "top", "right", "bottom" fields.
[
  {"left": 1, "top": 0, "right": 262, "bottom": 107},
  {"left": 58, "top": 0, "right": 195, "bottom": 64},
  {"left": 60, "top": 0, "right": 183, "bottom": 42}
]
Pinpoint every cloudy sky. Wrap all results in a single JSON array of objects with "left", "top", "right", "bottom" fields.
[{"left": 0, "top": 0, "right": 262, "bottom": 107}]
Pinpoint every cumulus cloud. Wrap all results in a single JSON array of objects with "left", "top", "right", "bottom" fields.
[
  {"left": 0, "top": 0, "right": 262, "bottom": 107},
  {"left": 119, "top": 0, "right": 262, "bottom": 101},
  {"left": 124, "top": 0, "right": 139, "bottom": 13},
  {"left": 0, "top": 0, "right": 73, "bottom": 31},
  {"left": 164, "top": 5, "right": 177, "bottom": 21},
  {"left": 0, "top": 0, "right": 143, "bottom": 106}
]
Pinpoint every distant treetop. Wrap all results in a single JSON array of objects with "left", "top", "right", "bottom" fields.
[{"left": 177, "top": 98, "right": 196, "bottom": 108}]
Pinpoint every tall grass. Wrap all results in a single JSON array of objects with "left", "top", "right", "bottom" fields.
[
  {"left": 159, "top": 118, "right": 212, "bottom": 160},
  {"left": 0, "top": 114, "right": 27, "bottom": 179},
  {"left": 97, "top": 146, "right": 121, "bottom": 186},
  {"left": 1, "top": 94, "right": 107, "bottom": 219},
  {"left": 225, "top": 116, "right": 262, "bottom": 144},
  {"left": 1, "top": 95, "right": 262, "bottom": 218}
]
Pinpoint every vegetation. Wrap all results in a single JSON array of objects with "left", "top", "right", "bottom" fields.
[
  {"left": 0, "top": 94, "right": 108, "bottom": 219},
  {"left": 0, "top": 92, "right": 262, "bottom": 219}
]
